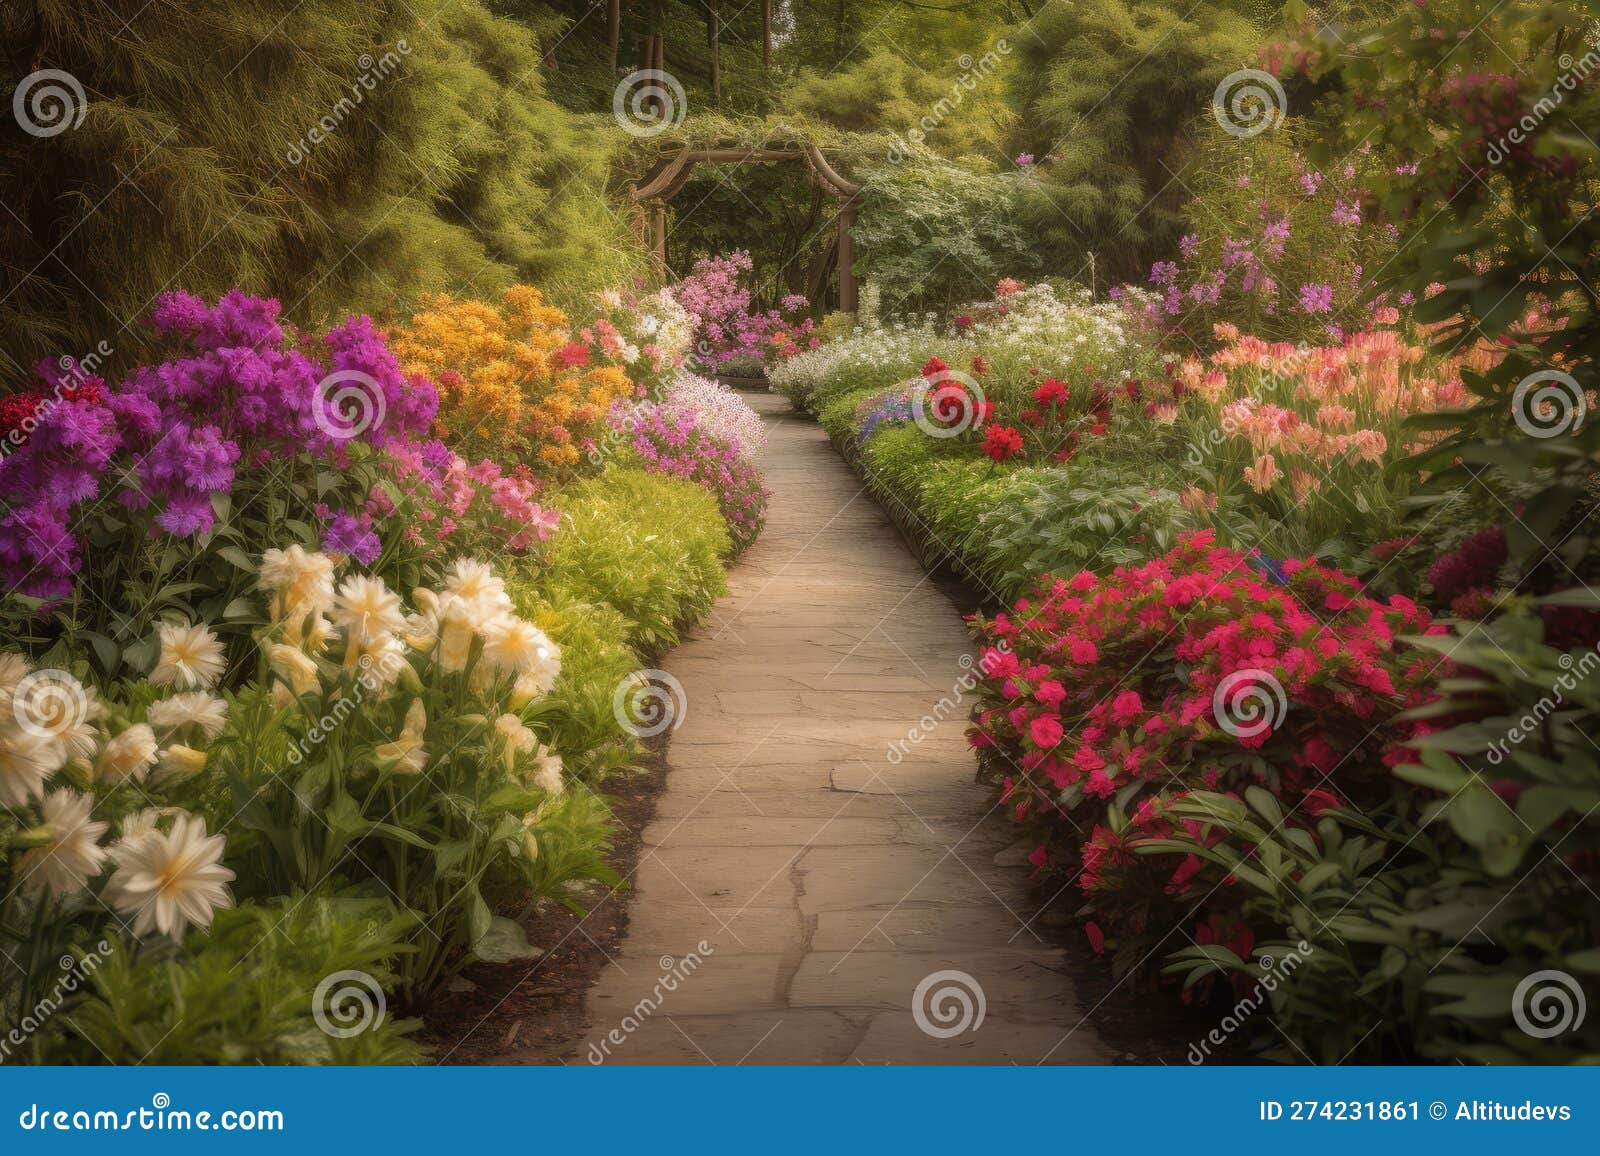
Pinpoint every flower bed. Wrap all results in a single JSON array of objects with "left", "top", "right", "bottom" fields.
[
  {"left": 0, "top": 283, "right": 768, "bottom": 1063},
  {"left": 784, "top": 276, "right": 1600, "bottom": 1064}
]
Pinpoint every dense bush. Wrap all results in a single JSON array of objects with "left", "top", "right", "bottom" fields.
[{"left": 0, "top": 0, "right": 642, "bottom": 376}]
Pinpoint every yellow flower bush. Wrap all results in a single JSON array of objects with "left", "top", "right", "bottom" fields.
[{"left": 392, "top": 286, "right": 634, "bottom": 474}]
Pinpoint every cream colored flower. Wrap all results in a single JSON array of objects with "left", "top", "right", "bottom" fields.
[
  {"left": 151, "top": 621, "right": 227, "bottom": 690},
  {"left": 95, "top": 723, "right": 158, "bottom": 785},
  {"left": 331, "top": 574, "right": 406, "bottom": 648},
  {"left": 443, "top": 558, "right": 511, "bottom": 621},
  {"left": 17, "top": 789, "right": 109, "bottom": 898},
  {"left": 0, "top": 652, "right": 31, "bottom": 693},
  {"left": 146, "top": 692, "right": 229, "bottom": 744},
  {"left": 6, "top": 670, "right": 101, "bottom": 763},
  {"left": 481, "top": 617, "right": 560, "bottom": 680},
  {"left": 258, "top": 544, "right": 336, "bottom": 616},
  {"left": 107, "top": 812, "right": 235, "bottom": 941},
  {"left": 434, "top": 593, "right": 477, "bottom": 674},
  {"left": 268, "top": 643, "right": 321, "bottom": 700},
  {"left": 531, "top": 743, "right": 564, "bottom": 796},
  {"left": 494, "top": 712, "right": 536, "bottom": 776},
  {"left": 510, "top": 648, "right": 563, "bottom": 706},
  {"left": 375, "top": 699, "right": 429, "bottom": 775},
  {"left": 0, "top": 720, "right": 66, "bottom": 807},
  {"left": 117, "top": 808, "right": 163, "bottom": 843},
  {"left": 154, "top": 744, "right": 208, "bottom": 783}
]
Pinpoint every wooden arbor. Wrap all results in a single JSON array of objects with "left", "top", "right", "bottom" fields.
[{"left": 630, "top": 136, "right": 862, "bottom": 313}]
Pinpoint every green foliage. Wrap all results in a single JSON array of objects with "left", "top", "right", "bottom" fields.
[
  {"left": 541, "top": 466, "right": 731, "bottom": 651},
  {"left": 0, "top": 0, "right": 644, "bottom": 375},
  {"left": 1008, "top": 0, "right": 1266, "bottom": 282},
  {"left": 851, "top": 151, "right": 1042, "bottom": 315},
  {"left": 26, "top": 898, "right": 427, "bottom": 1065}
]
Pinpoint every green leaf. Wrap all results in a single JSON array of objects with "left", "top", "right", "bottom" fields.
[{"left": 473, "top": 916, "right": 544, "bottom": 964}]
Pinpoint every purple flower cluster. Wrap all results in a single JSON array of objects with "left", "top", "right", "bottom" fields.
[
  {"left": 613, "top": 402, "right": 769, "bottom": 553},
  {"left": 0, "top": 290, "right": 438, "bottom": 598},
  {"left": 855, "top": 387, "right": 913, "bottom": 442}
]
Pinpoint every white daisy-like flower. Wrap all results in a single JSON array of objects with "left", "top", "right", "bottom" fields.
[
  {"left": 481, "top": 616, "right": 560, "bottom": 679},
  {"left": 94, "top": 723, "right": 159, "bottom": 785},
  {"left": 258, "top": 544, "right": 336, "bottom": 615},
  {"left": 442, "top": 559, "right": 512, "bottom": 622},
  {"left": 146, "top": 692, "right": 229, "bottom": 743},
  {"left": 331, "top": 575, "right": 406, "bottom": 647},
  {"left": 108, "top": 811, "right": 235, "bottom": 941},
  {"left": 0, "top": 719, "right": 68, "bottom": 807},
  {"left": 5, "top": 671, "right": 101, "bottom": 763},
  {"left": 151, "top": 621, "right": 227, "bottom": 690},
  {"left": 17, "top": 789, "right": 109, "bottom": 898}
]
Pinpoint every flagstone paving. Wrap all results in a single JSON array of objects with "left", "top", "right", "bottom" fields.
[{"left": 553, "top": 392, "right": 1112, "bottom": 1065}]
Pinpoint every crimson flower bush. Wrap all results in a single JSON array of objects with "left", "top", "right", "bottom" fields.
[{"left": 967, "top": 530, "right": 1448, "bottom": 960}]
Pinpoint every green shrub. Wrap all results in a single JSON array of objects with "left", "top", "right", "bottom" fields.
[
  {"left": 542, "top": 467, "right": 731, "bottom": 652},
  {"left": 25, "top": 898, "right": 427, "bottom": 1065}
]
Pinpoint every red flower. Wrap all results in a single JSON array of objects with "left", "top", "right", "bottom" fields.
[
  {"left": 1033, "top": 377, "right": 1069, "bottom": 405},
  {"left": 552, "top": 342, "right": 590, "bottom": 369},
  {"left": 921, "top": 356, "right": 950, "bottom": 379},
  {"left": 970, "top": 355, "right": 988, "bottom": 374},
  {"left": 981, "top": 424, "right": 1024, "bottom": 461},
  {"left": 1084, "top": 921, "right": 1106, "bottom": 954}
]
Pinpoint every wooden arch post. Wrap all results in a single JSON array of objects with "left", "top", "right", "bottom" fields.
[{"left": 631, "top": 136, "right": 862, "bottom": 311}]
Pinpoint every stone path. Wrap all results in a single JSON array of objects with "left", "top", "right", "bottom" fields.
[{"left": 570, "top": 392, "right": 1111, "bottom": 1065}]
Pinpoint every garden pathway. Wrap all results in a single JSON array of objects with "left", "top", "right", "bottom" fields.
[{"left": 562, "top": 392, "right": 1112, "bottom": 1065}]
